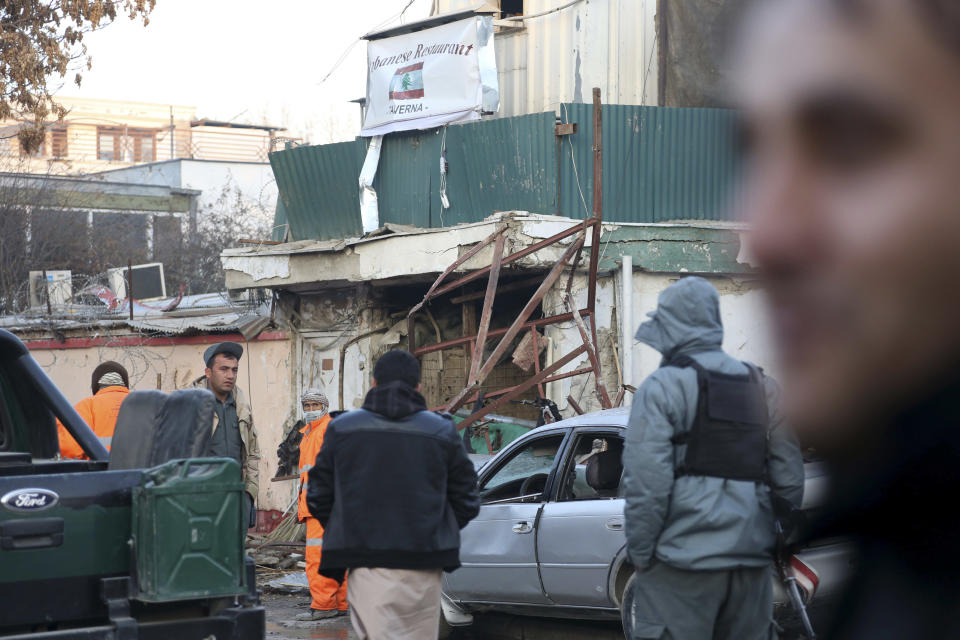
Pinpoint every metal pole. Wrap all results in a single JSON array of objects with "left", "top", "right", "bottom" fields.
[
  {"left": 127, "top": 260, "right": 134, "bottom": 321},
  {"left": 567, "top": 395, "right": 585, "bottom": 415},
  {"left": 621, "top": 254, "right": 633, "bottom": 406},
  {"left": 587, "top": 87, "right": 606, "bottom": 402},
  {"left": 41, "top": 269, "right": 51, "bottom": 316},
  {"left": 169, "top": 105, "right": 175, "bottom": 159},
  {"left": 468, "top": 232, "right": 505, "bottom": 384},
  {"left": 588, "top": 87, "right": 603, "bottom": 312},
  {"left": 566, "top": 293, "right": 613, "bottom": 408}
]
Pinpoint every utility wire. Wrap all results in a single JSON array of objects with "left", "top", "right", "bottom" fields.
[{"left": 319, "top": 1, "right": 418, "bottom": 85}]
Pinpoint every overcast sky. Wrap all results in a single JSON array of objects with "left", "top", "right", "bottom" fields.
[{"left": 56, "top": 0, "right": 434, "bottom": 143}]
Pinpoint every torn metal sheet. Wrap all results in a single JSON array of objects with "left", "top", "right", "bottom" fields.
[
  {"left": 222, "top": 255, "right": 290, "bottom": 281},
  {"left": 359, "top": 135, "right": 383, "bottom": 233}
]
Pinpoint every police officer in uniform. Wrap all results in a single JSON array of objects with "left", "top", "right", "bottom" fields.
[
  {"left": 622, "top": 277, "right": 804, "bottom": 640},
  {"left": 191, "top": 341, "right": 261, "bottom": 529}
]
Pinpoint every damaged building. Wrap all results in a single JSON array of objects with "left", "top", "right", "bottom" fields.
[
  {"left": 224, "top": 64, "right": 766, "bottom": 458},
  {"left": 225, "top": 212, "right": 766, "bottom": 455}
]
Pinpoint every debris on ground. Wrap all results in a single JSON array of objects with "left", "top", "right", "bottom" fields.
[
  {"left": 246, "top": 513, "right": 309, "bottom": 592},
  {"left": 264, "top": 571, "right": 310, "bottom": 594}
]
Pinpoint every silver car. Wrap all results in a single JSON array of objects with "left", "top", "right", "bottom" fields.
[{"left": 441, "top": 408, "right": 852, "bottom": 634}]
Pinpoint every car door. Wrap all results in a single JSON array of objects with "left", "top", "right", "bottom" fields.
[
  {"left": 537, "top": 429, "right": 627, "bottom": 607},
  {"left": 443, "top": 430, "right": 568, "bottom": 605}
]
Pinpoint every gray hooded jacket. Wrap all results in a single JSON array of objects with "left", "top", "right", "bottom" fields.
[{"left": 622, "top": 277, "right": 804, "bottom": 571}]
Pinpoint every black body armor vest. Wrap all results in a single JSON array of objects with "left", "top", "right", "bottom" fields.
[{"left": 667, "top": 355, "right": 770, "bottom": 483}]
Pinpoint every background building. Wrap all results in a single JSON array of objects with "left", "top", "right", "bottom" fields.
[{"left": 0, "top": 96, "right": 286, "bottom": 174}]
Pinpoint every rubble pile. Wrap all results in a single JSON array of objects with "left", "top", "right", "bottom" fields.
[{"left": 247, "top": 512, "right": 309, "bottom": 592}]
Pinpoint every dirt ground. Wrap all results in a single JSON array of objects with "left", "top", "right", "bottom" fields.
[
  {"left": 263, "top": 593, "right": 356, "bottom": 640},
  {"left": 261, "top": 592, "right": 624, "bottom": 640}
]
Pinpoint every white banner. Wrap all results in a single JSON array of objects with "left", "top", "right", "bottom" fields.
[{"left": 361, "top": 16, "right": 498, "bottom": 137}]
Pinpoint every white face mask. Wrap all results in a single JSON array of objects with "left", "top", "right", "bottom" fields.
[{"left": 303, "top": 409, "right": 327, "bottom": 423}]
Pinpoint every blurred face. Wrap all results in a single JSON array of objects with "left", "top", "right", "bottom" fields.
[
  {"left": 735, "top": 0, "right": 960, "bottom": 447},
  {"left": 205, "top": 354, "right": 239, "bottom": 400},
  {"left": 302, "top": 400, "right": 325, "bottom": 413}
]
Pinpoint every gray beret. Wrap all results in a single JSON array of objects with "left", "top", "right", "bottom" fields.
[{"left": 204, "top": 341, "right": 243, "bottom": 366}]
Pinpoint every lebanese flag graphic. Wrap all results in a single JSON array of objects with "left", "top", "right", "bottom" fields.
[{"left": 389, "top": 62, "right": 425, "bottom": 100}]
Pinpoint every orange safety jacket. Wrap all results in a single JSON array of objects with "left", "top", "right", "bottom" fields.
[
  {"left": 297, "top": 414, "right": 332, "bottom": 522},
  {"left": 57, "top": 385, "right": 130, "bottom": 460}
]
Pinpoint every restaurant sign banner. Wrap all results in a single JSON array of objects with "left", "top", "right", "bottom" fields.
[{"left": 361, "top": 16, "right": 499, "bottom": 136}]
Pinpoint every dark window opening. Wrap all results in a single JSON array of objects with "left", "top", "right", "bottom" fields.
[
  {"left": 500, "top": 0, "right": 524, "bottom": 17},
  {"left": 50, "top": 127, "right": 68, "bottom": 158}
]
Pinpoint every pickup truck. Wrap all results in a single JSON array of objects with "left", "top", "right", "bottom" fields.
[{"left": 0, "top": 328, "right": 264, "bottom": 639}]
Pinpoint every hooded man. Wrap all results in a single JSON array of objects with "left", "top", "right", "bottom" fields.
[
  {"left": 306, "top": 350, "right": 479, "bottom": 640},
  {"left": 294, "top": 388, "right": 348, "bottom": 621},
  {"left": 58, "top": 361, "right": 130, "bottom": 460},
  {"left": 191, "top": 341, "right": 260, "bottom": 528},
  {"left": 621, "top": 277, "right": 804, "bottom": 640}
]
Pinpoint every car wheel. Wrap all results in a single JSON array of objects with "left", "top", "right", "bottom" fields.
[
  {"left": 619, "top": 571, "right": 638, "bottom": 636},
  {"left": 438, "top": 615, "right": 454, "bottom": 640}
]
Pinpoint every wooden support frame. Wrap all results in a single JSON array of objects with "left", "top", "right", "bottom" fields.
[
  {"left": 456, "top": 345, "right": 588, "bottom": 431},
  {"left": 445, "top": 233, "right": 586, "bottom": 414},
  {"left": 566, "top": 292, "right": 613, "bottom": 409},
  {"left": 404, "top": 87, "right": 609, "bottom": 430}
]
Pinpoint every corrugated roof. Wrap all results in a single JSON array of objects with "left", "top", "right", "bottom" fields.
[{"left": 0, "top": 292, "right": 267, "bottom": 337}]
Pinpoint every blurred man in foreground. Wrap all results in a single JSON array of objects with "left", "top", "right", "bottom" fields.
[
  {"left": 58, "top": 361, "right": 129, "bottom": 459},
  {"left": 735, "top": 0, "right": 960, "bottom": 636},
  {"left": 293, "top": 388, "right": 348, "bottom": 621},
  {"left": 307, "top": 350, "right": 479, "bottom": 640}
]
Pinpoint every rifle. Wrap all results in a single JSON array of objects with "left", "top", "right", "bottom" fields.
[
  {"left": 774, "top": 497, "right": 818, "bottom": 639},
  {"left": 511, "top": 397, "right": 562, "bottom": 426}
]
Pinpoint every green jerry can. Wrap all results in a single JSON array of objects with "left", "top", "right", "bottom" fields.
[{"left": 132, "top": 458, "right": 247, "bottom": 602}]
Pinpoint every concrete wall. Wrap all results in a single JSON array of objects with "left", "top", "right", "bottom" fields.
[
  {"left": 27, "top": 336, "right": 297, "bottom": 511},
  {"left": 540, "top": 271, "right": 774, "bottom": 415}
]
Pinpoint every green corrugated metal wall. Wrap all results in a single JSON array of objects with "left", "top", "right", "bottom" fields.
[
  {"left": 558, "top": 104, "right": 741, "bottom": 222},
  {"left": 271, "top": 199, "right": 289, "bottom": 242},
  {"left": 270, "top": 139, "right": 367, "bottom": 240},
  {"left": 270, "top": 105, "right": 740, "bottom": 241}
]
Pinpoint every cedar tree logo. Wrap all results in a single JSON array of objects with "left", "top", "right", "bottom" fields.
[{"left": 389, "top": 62, "right": 425, "bottom": 100}]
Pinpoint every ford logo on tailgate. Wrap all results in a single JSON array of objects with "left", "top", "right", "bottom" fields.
[{"left": 1, "top": 488, "right": 59, "bottom": 512}]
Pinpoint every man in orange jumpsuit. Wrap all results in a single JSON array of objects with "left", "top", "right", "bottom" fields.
[
  {"left": 58, "top": 361, "right": 130, "bottom": 459},
  {"left": 294, "top": 389, "right": 348, "bottom": 621}
]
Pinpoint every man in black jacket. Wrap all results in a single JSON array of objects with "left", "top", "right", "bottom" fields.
[
  {"left": 734, "top": 1, "right": 960, "bottom": 637},
  {"left": 307, "top": 350, "right": 479, "bottom": 640}
]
